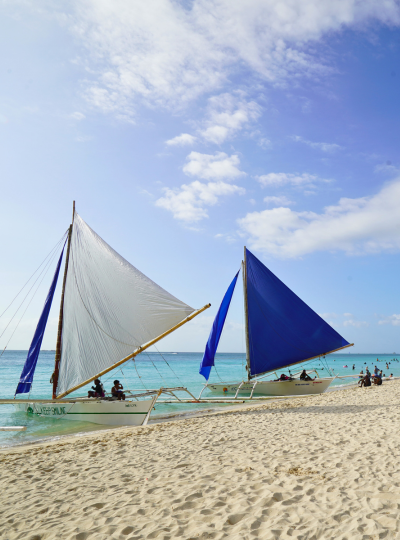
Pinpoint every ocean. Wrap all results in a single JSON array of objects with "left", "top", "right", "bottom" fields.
[{"left": 0, "top": 350, "right": 398, "bottom": 449}]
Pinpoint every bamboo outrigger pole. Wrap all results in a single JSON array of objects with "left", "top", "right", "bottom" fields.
[
  {"left": 52, "top": 201, "right": 75, "bottom": 398},
  {"left": 56, "top": 302, "right": 211, "bottom": 399}
]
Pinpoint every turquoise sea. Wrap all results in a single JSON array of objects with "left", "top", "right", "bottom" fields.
[{"left": 1, "top": 350, "right": 398, "bottom": 448}]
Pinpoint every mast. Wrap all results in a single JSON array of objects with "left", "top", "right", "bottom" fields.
[
  {"left": 52, "top": 201, "right": 75, "bottom": 398},
  {"left": 242, "top": 247, "right": 251, "bottom": 381},
  {"left": 56, "top": 302, "right": 211, "bottom": 399}
]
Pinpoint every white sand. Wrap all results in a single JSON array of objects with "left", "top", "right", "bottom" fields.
[{"left": 1, "top": 381, "right": 400, "bottom": 540}]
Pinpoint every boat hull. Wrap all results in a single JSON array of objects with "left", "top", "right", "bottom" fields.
[
  {"left": 206, "top": 378, "right": 334, "bottom": 397},
  {"left": 14, "top": 399, "right": 154, "bottom": 426}
]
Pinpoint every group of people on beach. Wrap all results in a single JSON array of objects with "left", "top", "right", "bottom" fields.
[
  {"left": 87, "top": 379, "right": 126, "bottom": 400},
  {"left": 358, "top": 364, "right": 390, "bottom": 387}
]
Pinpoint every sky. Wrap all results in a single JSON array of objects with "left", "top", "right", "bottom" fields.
[{"left": 1, "top": 0, "right": 400, "bottom": 354}]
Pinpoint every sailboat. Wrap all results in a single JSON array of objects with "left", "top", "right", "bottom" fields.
[
  {"left": 9, "top": 203, "right": 210, "bottom": 425},
  {"left": 199, "top": 247, "right": 353, "bottom": 398}
]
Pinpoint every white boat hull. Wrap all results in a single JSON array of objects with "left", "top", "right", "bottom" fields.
[
  {"left": 206, "top": 378, "right": 334, "bottom": 397},
  {"left": 14, "top": 399, "right": 154, "bottom": 426}
]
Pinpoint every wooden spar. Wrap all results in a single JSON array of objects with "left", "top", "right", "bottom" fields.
[
  {"left": 52, "top": 201, "right": 75, "bottom": 398},
  {"left": 248, "top": 342, "right": 355, "bottom": 380},
  {"left": 242, "top": 248, "right": 251, "bottom": 381},
  {"left": 56, "top": 302, "right": 212, "bottom": 399}
]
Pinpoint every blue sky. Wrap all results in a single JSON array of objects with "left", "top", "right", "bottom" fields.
[{"left": 1, "top": 0, "right": 400, "bottom": 353}]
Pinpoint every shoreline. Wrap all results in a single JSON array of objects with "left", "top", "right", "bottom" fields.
[
  {"left": 1, "top": 377, "right": 392, "bottom": 453},
  {"left": 0, "top": 381, "right": 360, "bottom": 453}
]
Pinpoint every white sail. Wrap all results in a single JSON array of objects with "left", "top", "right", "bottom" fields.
[{"left": 57, "top": 213, "right": 194, "bottom": 396}]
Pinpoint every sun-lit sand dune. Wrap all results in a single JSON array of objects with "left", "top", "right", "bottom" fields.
[{"left": 1, "top": 381, "right": 400, "bottom": 540}]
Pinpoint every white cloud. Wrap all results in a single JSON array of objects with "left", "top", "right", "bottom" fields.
[
  {"left": 66, "top": 0, "right": 400, "bottom": 116},
  {"left": 319, "top": 312, "right": 338, "bottom": 319},
  {"left": 264, "top": 195, "right": 294, "bottom": 206},
  {"left": 256, "top": 172, "right": 326, "bottom": 188},
  {"left": 378, "top": 314, "right": 400, "bottom": 326},
  {"left": 238, "top": 178, "right": 400, "bottom": 258},
  {"left": 70, "top": 111, "right": 86, "bottom": 121},
  {"left": 343, "top": 312, "right": 368, "bottom": 328},
  {"left": 139, "top": 188, "right": 153, "bottom": 197},
  {"left": 183, "top": 152, "right": 245, "bottom": 180},
  {"left": 291, "top": 135, "right": 342, "bottom": 152},
  {"left": 258, "top": 138, "right": 271, "bottom": 149},
  {"left": 200, "top": 94, "right": 261, "bottom": 144},
  {"left": 374, "top": 162, "right": 400, "bottom": 175},
  {"left": 343, "top": 319, "right": 369, "bottom": 328},
  {"left": 165, "top": 133, "right": 197, "bottom": 146},
  {"left": 155, "top": 180, "right": 245, "bottom": 222},
  {"left": 215, "top": 233, "right": 237, "bottom": 244},
  {"left": 75, "top": 135, "right": 92, "bottom": 142}
]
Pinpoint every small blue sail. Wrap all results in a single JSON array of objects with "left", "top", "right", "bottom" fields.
[
  {"left": 245, "top": 248, "right": 350, "bottom": 378},
  {"left": 199, "top": 271, "right": 239, "bottom": 381},
  {"left": 15, "top": 244, "right": 66, "bottom": 395}
]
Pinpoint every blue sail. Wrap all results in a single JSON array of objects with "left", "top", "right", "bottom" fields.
[
  {"left": 15, "top": 244, "right": 66, "bottom": 395},
  {"left": 245, "top": 248, "right": 349, "bottom": 378},
  {"left": 199, "top": 271, "right": 239, "bottom": 381}
]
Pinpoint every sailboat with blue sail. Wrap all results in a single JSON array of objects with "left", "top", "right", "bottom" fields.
[
  {"left": 199, "top": 247, "right": 353, "bottom": 398},
  {"left": 7, "top": 202, "right": 210, "bottom": 425}
]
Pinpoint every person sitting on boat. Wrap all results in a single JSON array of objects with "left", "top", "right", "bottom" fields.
[
  {"left": 358, "top": 374, "right": 371, "bottom": 387},
  {"left": 111, "top": 380, "right": 125, "bottom": 400},
  {"left": 300, "top": 369, "right": 314, "bottom": 381},
  {"left": 275, "top": 373, "right": 293, "bottom": 381},
  {"left": 88, "top": 379, "right": 105, "bottom": 398}
]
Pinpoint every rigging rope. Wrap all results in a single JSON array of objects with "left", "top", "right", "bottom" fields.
[
  {"left": 131, "top": 358, "right": 149, "bottom": 391},
  {"left": 0, "top": 234, "right": 66, "bottom": 350},
  {"left": 144, "top": 350, "right": 170, "bottom": 387},
  {"left": 151, "top": 344, "right": 185, "bottom": 387},
  {"left": 0, "top": 231, "right": 68, "bottom": 321},
  {"left": 0, "top": 245, "right": 62, "bottom": 360}
]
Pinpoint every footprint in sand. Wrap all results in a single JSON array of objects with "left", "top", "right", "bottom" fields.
[
  {"left": 226, "top": 513, "right": 245, "bottom": 525},
  {"left": 121, "top": 526, "right": 134, "bottom": 535}
]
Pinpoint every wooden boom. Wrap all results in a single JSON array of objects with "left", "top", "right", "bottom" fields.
[{"left": 56, "top": 303, "right": 211, "bottom": 399}]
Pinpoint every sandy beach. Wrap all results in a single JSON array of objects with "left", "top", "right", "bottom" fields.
[{"left": 1, "top": 381, "right": 400, "bottom": 540}]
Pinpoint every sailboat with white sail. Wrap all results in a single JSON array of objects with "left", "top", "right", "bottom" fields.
[
  {"left": 199, "top": 247, "right": 353, "bottom": 398},
  {"left": 9, "top": 203, "right": 210, "bottom": 425}
]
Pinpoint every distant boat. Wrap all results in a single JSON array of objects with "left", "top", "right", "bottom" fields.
[
  {"left": 199, "top": 248, "right": 353, "bottom": 398},
  {"left": 10, "top": 202, "right": 209, "bottom": 425}
]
